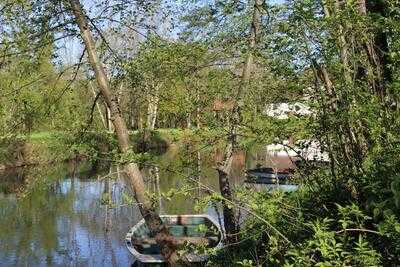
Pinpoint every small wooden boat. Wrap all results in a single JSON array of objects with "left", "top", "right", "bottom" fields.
[
  {"left": 126, "top": 215, "right": 223, "bottom": 266},
  {"left": 245, "top": 182, "right": 299, "bottom": 192},
  {"left": 245, "top": 167, "right": 298, "bottom": 192},
  {"left": 245, "top": 167, "right": 293, "bottom": 182}
]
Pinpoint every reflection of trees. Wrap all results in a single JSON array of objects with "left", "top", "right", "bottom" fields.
[
  {"left": 102, "top": 171, "right": 117, "bottom": 267},
  {"left": 0, "top": 145, "right": 265, "bottom": 265},
  {"left": 144, "top": 146, "right": 223, "bottom": 215},
  {"left": 0, "top": 165, "right": 76, "bottom": 266},
  {"left": 0, "top": 163, "right": 132, "bottom": 265},
  {"left": 0, "top": 168, "right": 26, "bottom": 195},
  {"left": 149, "top": 165, "right": 163, "bottom": 213}
]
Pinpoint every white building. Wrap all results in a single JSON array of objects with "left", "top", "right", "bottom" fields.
[
  {"left": 266, "top": 139, "right": 330, "bottom": 162},
  {"left": 264, "top": 102, "right": 313, "bottom": 119}
]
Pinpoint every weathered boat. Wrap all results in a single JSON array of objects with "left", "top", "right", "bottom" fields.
[
  {"left": 245, "top": 167, "right": 298, "bottom": 192},
  {"left": 245, "top": 167, "right": 293, "bottom": 181},
  {"left": 126, "top": 215, "right": 223, "bottom": 266}
]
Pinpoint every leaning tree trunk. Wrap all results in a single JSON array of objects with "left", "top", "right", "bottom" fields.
[
  {"left": 217, "top": 0, "right": 263, "bottom": 245},
  {"left": 67, "top": 0, "right": 182, "bottom": 265}
]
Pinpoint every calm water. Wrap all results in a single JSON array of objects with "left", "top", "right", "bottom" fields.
[{"left": 0, "top": 144, "right": 294, "bottom": 266}]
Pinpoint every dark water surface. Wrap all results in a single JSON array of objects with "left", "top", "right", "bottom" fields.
[{"left": 0, "top": 145, "right": 291, "bottom": 266}]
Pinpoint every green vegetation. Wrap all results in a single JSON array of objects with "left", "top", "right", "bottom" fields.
[
  {"left": 1, "top": 0, "right": 400, "bottom": 266},
  {"left": 0, "top": 132, "right": 75, "bottom": 168},
  {"left": 0, "top": 129, "right": 187, "bottom": 168}
]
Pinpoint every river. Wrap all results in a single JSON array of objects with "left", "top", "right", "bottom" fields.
[{"left": 0, "top": 144, "right": 295, "bottom": 266}]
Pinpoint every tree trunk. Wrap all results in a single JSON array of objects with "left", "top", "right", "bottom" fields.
[
  {"left": 321, "top": 0, "right": 383, "bottom": 164},
  {"left": 217, "top": 143, "right": 238, "bottom": 244},
  {"left": 217, "top": 0, "right": 263, "bottom": 245},
  {"left": 356, "top": 0, "right": 391, "bottom": 101},
  {"left": 67, "top": 0, "right": 182, "bottom": 264},
  {"left": 187, "top": 113, "right": 192, "bottom": 128},
  {"left": 147, "top": 83, "right": 160, "bottom": 131},
  {"left": 89, "top": 81, "right": 107, "bottom": 129},
  {"left": 105, "top": 105, "right": 113, "bottom": 132},
  {"left": 196, "top": 80, "right": 201, "bottom": 128},
  {"left": 130, "top": 94, "right": 135, "bottom": 130}
]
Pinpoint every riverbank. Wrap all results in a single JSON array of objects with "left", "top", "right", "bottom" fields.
[
  {"left": 0, "top": 129, "right": 220, "bottom": 170},
  {"left": 0, "top": 132, "right": 72, "bottom": 170}
]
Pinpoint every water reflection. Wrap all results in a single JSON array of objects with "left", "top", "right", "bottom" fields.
[{"left": 0, "top": 145, "right": 292, "bottom": 266}]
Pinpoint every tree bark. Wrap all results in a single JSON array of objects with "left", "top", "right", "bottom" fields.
[
  {"left": 322, "top": 0, "right": 385, "bottom": 162},
  {"left": 67, "top": 0, "right": 182, "bottom": 264},
  {"left": 356, "top": 0, "right": 391, "bottom": 101},
  {"left": 217, "top": 143, "right": 238, "bottom": 244},
  {"left": 147, "top": 83, "right": 160, "bottom": 131},
  {"left": 89, "top": 81, "right": 107, "bottom": 129},
  {"left": 217, "top": 0, "right": 263, "bottom": 245},
  {"left": 195, "top": 77, "right": 202, "bottom": 128},
  {"left": 323, "top": 0, "right": 391, "bottom": 101}
]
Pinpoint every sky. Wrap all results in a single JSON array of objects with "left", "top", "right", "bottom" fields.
[
  {"left": 57, "top": 0, "right": 176, "bottom": 66},
  {"left": 57, "top": 0, "right": 285, "bottom": 66}
]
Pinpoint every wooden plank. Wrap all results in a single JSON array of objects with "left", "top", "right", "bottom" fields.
[{"left": 131, "top": 236, "right": 219, "bottom": 247}]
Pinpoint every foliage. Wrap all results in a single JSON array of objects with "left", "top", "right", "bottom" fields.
[{"left": 1, "top": 0, "right": 400, "bottom": 265}]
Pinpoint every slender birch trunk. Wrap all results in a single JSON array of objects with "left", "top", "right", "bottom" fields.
[
  {"left": 106, "top": 105, "right": 113, "bottom": 132},
  {"left": 89, "top": 81, "right": 107, "bottom": 129},
  {"left": 67, "top": 0, "right": 182, "bottom": 264},
  {"left": 196, "top": 79, "right": 201, "bottom": 128},
  {"left": 147, "top": 83, "right": 160, "bottom": 131}
]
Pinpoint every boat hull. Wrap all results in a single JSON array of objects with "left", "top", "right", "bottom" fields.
[{"left": 126, "top": 214, "right": 223, "bottom": 265}]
